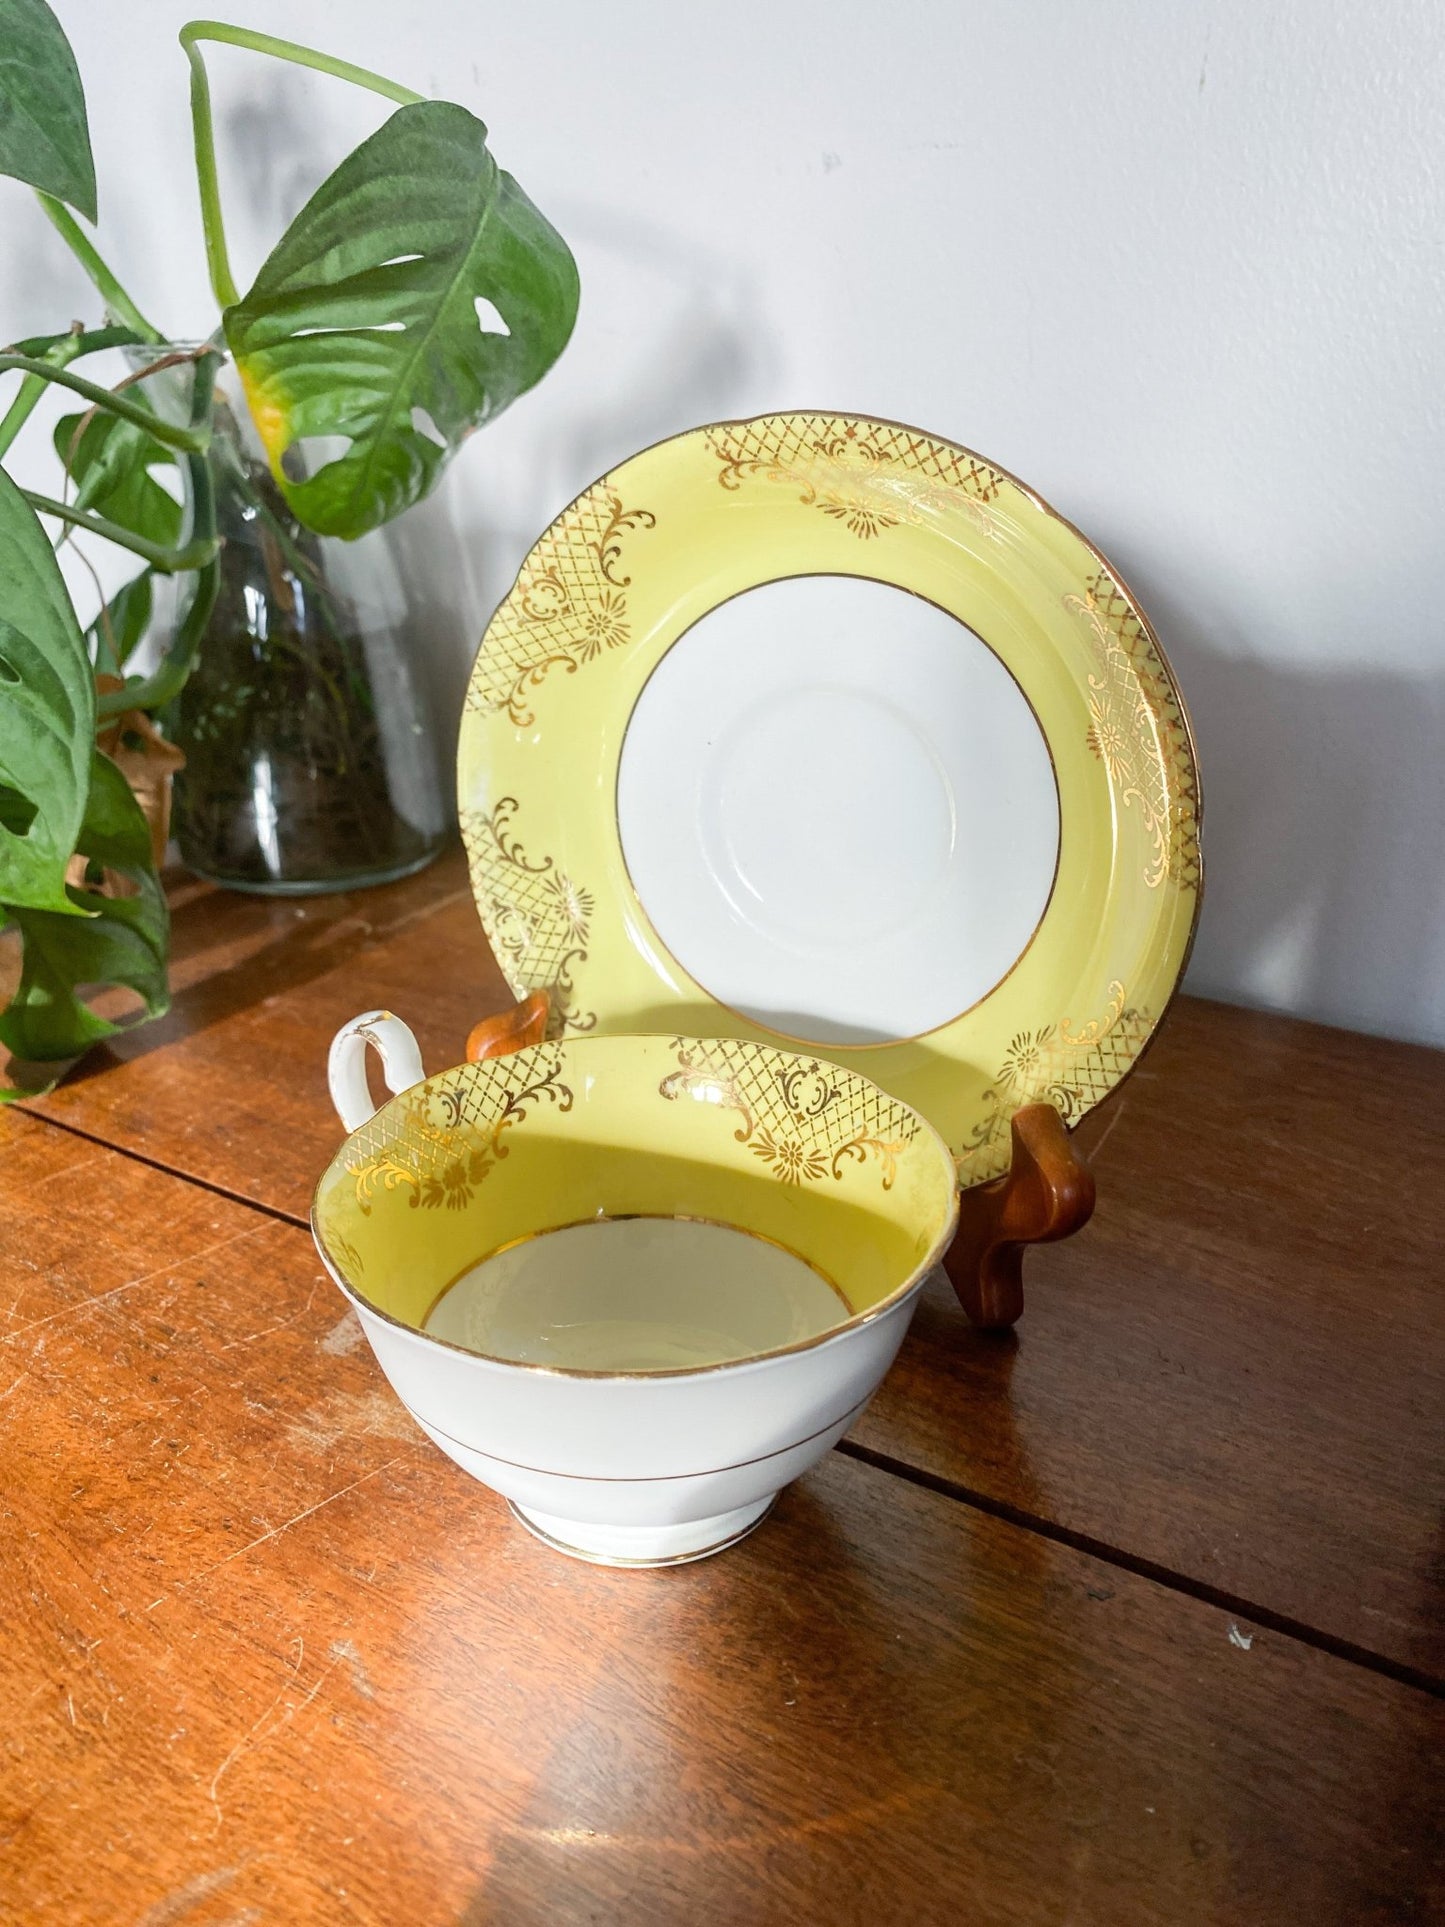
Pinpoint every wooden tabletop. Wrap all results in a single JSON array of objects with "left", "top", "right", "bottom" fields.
[{"left": 3, "top": 845, "right": 1442, "bottom": 1925}]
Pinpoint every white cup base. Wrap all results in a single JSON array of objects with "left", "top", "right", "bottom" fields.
[{"left": 507, "top": 1495, "right": 776, "bottom": 1567}]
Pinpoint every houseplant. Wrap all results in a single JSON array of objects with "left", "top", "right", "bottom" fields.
[{"left": 0, "top": 4, "right": 578, "bottom": 1089}]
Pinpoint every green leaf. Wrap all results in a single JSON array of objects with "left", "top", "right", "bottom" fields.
[
  {"left": 225, "top": 100, "right": 578, "bottom": 539},
  {"left": 0, "top": 465, "right": 94, "bottom": 913},
  {"left": 0, "top": 0, "right": 97, "bottom": 221},
  {"left": 0, "top": 749, "right": 169, "bottom": 1061},
  {"left": 85, "top": 571, "right": 154, "bottom": 673},
  {"left": 53, "top": 408, "right": 182, "bottom": 550}
]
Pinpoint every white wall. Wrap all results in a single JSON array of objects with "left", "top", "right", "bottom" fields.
[{"left": 3, "top": 0, "right": 1442, "bottom": 1044}]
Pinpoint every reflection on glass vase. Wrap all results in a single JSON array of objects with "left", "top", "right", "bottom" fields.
[{"left": 153, "top": 357, "right": 449, "bottom": 894}]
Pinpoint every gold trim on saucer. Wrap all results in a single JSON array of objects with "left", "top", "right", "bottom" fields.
[
  {"left": 465, "top": 486, "right": 658, "bottom": 726},
  {"left": 460, "top": 798, "right": 596, "bottom": 1038},
  {"left": 455, "top": 412, "right": 1203, "bottom": 1168}
]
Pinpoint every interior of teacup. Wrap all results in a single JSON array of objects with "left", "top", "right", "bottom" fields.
[{"left": 312, "top": 1033, "right": 958, "bottom": 1373}]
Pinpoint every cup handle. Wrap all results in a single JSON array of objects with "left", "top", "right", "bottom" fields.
[{"left": 327, "top": 1009, "right": 426, "bottom": 1132}]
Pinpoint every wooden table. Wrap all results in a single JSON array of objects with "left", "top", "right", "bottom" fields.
[{"left": 3, "top": 846, "right": 1442, "bottom": 1925}]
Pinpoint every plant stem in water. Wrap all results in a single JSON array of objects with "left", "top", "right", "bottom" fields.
[{"left": 97, "top": 352, "right": 223, "bottom": 718}]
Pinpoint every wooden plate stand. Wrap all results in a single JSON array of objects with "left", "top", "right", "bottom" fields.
[{"left": 464, "top": 992, "right": 1094, "bottom": 1331}]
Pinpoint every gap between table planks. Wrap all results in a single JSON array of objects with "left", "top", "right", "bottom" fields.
[
  {"left": 7, "top": 848, "right": 1445, "bottom": 1687},
  {"left": 0, "top": 1114, "right": 1440, "bottom": 1927}
]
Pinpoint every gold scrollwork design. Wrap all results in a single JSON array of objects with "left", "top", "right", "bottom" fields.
[
  {"left": 956, "top": 983, "right": 1154, "bottom": 1184},
  {"left": 659, "top": 1038, "right": 916, "bottom": 1189},
  {"left": 460, "top": 798, "right": 595, "bottom": 1036},
  {"left": 1066, "top": 570, "right": 1200, "bottom": 893},
  {"left": 466, "top": 486, "right": 657, "bottom": 725},
  {"left": 705, "top": 415, "right": 1004, "bottom": 542},
  {"left": 347, "top": 1051, "right": 573, "bottom": 1216},
  {"left": 329, "top": 1231, "right": 367, "bottom": 1277},
  {"left": 594, "top": 496, "right": 657, "bottom": 587}
]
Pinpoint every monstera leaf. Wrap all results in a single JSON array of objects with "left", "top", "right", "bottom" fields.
[
  {"left": 0, "top": 749, "right": 169, "bottom": 1063},
  {"left": 0, "top": 0, "right": 97, "bottom": 218},
  {"left": 0, "top": 466, "right": 94, "bottom": 914},
  {"left": 53, "top": 407, "right": 183, "bottom": 550},
  {"left": 225, "top": 100, "right": 579, "bottom": 539},
  {"left": 84, "top": 571, "right": 154, "bottom": 672}
]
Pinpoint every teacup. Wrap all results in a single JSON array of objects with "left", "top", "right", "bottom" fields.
[{"left": 313, "top": 1014, "right": 958, "bottom": 1566}]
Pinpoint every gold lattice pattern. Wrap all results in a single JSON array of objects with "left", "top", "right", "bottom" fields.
[
  {"left": 465, "top": 486, "right": 657, "bottom": 724},
  {"left": 955, "top": 984, "right": 1154, "bottom": 1184},
  {"left": 342, "top": 1046, "right": 573, "bottom": 1215},
  {"left": 1066, "top": 569, "right": 1200, "bottom": 892},
  {"left": 460, "top": 798, "right": 595, "bottom": 1037},
  {"left": 659, "top": 1037, "right": 920, "bottom": 1188},
  {"left": 705, "top": 415, "right": 1006, "bottom": 540}
]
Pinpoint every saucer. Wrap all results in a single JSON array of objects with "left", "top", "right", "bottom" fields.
[{"left": 456, "top": 414, "right": 1201, "bottom": 1179}]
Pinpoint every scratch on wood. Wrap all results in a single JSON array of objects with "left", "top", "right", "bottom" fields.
[
  {"left": 208, "top": 1638, "right": 341, "bottom": 1831},
  {"left": 330, "top": 1638, "right": 376, "bottom": 1700},
  {"left": 161, "top": 1456, "right": 408, "bottom": 1601},
  {"left": 218, "top": 1275, "right": 319, "bottom": 1352},
  {"left": 138, "top": 1861, "right": 243, "bottom": 1923},
  {"left": 286, "top": 1390, "right": 418, "bottom": 1455},
  {"left": 1, "top": 1222, "right": 263, "bottom": 1345},
  {"left": 1084, "top": 1093, "right": 1131, "bottom": 1168}
]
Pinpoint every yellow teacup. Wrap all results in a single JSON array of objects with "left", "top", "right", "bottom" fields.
[{"left": 314, "top": 1018, "right": 958, "bottom": 1565}]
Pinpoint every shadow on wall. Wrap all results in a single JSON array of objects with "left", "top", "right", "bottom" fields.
[
  {"left": 222, "top": 68, "right": 329, "bottom": 268},
  {"left": 541, "top": 197, "right": 768, "bottom": 486},
  {"left": 1124, "top": 561, "right": 1445, "bottom": 1048}
]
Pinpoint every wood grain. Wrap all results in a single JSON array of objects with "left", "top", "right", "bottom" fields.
[
  {"left": 9, "top": 861, "right": 1445, "bottom": 1680},
  {"left": 2, "top": 1118, "right": 1440, "bottom": 1926},
  {"left": 854, "top": 994, "right": 1445, "bottom": 1686}
]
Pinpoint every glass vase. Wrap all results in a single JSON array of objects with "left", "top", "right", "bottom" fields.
[{"left": 132, "top": 351, "right": 449, "bottom": 895}]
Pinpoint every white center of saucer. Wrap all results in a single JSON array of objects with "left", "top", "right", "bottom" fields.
[
  {"left": 703, "top": 685, "right": 956, "bottom": 946},
  {"left": 617, "top": 575, "right": 1060, "bottom": 1045}
]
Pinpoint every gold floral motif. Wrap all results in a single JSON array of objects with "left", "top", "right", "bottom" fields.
[
  {"left": 578, "top": 589, "right": 629, "bottom": 659},
  {"left": 705, "top": 415, "right": 1004, "bottom": 542},
  {"left": 459, "top": 798, "right": 595, "bottom": 1036},
  {"left": 1066, "top": 569, "right": 1200, "bottom": 892},
  {"left": 956, "top": 983, "right": 1154, "bottom": 1184},
  {"left": 345, "top": 1048, "right": 573, "bottom": 1215},
  {"left": 659, "top": 1038, "right": 917, "bottom": 1189},
  {"left": 817, "top": 495, "right": 898, "bottom": 540},
  {"left": 465, "top": 486, "right": 657, "bottom": 725}
]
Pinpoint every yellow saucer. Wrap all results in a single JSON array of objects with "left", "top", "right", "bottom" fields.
[{"left": 457, "top": 414, "right": 1201, "bottom": 1181}]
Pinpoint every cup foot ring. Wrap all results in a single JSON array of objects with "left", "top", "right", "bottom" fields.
[{"left": 506, "top": 1495, "right": 776, "bottom": 1567}]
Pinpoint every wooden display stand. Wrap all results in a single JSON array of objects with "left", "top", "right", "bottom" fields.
[{"left": 464, "top": 992, "right": 1094, "bottom": 1331}]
